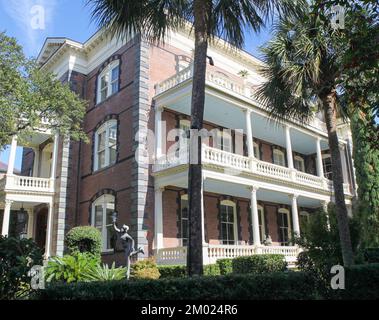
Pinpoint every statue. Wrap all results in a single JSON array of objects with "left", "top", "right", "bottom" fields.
[
  {"left": 263, "top": 235, "right": 272, "bottom": 246},
  {"left": 112, "top": 212, "right": 144, "bottom": 280}
]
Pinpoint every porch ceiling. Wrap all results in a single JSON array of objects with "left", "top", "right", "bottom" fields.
[
  {"left": 204, "top": 178, "right": 323, "bottom": 209},
  {"left": 164, "top": 93, "right": 329, "bottom": 155}
]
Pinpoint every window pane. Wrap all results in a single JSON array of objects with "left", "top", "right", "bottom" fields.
[
  {"left": 95, "top": 205, "right": 103, "bottom": 228},
  {"left": 98, "top": 150, "right": 106, "bottom": 168},
  {"left": 227, "top": 223, "right": 235, "bottom": 242},
  {"left": 98, "top": 132, "right": 106, "bottom": 151},
  {"left": 101, "top": 75, "right": 108, "bottom": 89},
  {"left": 108, "top": 126, "right": 117, "bottom": 145},
  {"left": 111, "top": 66, "right": 119, "bottom": 82}
]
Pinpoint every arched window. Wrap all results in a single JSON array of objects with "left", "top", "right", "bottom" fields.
[
  {"left": 94, "top": 120, "right": 117, "bottom": 171},
  {"left": 97, "top": 60, "right": 120, "bottom": 103},
  {"left": 257, "top": 205, "right": 266, "bottom": 242},
  {"left": 273, "top": 148, "right": 285, "bottom": 166},
  {"left": 294, "top": 155, "right": 305, "bottom": 172},
  {"left": 180, "top": 194, "right": 189, "bottom": 246},
  {"left": 278, "top": 208, "right": 291, "bottom": 246},
  {"left": 220, "top": 200, "right": 237, "bottom": 245},
  {"left": 91, "top": 194, "right": 116, "bottom": 251}
]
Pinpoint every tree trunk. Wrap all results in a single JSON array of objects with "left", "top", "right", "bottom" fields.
[
  {"left": 323, "top": 91, "right": 354, "bottom": 267},
  {"left": 187, "top": 0, "right": 209, "bottom": 276}
]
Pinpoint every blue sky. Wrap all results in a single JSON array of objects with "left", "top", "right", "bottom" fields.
[{"left": 0, "top": 0, "right": 272, "bottom": 168}]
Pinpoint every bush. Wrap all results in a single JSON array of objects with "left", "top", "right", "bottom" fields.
[
  {"left": 217, "top": 259, "right": 233, "bottom": 275},
  {"left": 65, "top": 226, "right": 102, "bottom": 259},
  {"left": 204, "top": 264, "right": 221, "bottom": 276},
  {"left": 363, "top": 248, "right": 379, "bottom": 263},
  {"left": 0, "top": 236, "right": 43, "bottom": 300},
  {"left": 82, "top": 263, "right": 126, "bottom": 281},
  {"left": 45, "top": 252, "right": 98, "bottom": 284},
  {"left": 33, "top": 271, "right": 317, "bottom": 300},
  {"left": 158, "top": 265, "right": 186, "bottom": 278},
  {"left": 131, "top": 259, "right": 160, "bottom": 280},
  {"left": 232, "top": 255, "right": 287, "bottom": 274}
]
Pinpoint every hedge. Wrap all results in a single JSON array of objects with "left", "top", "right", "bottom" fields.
[
  {"left": 158, "top": 264, "right": 220, "bottom": 278},
  {"left": 65, "top": 226, "right": 102, "bottom": 259},
  {"left": 217, "top": 259, "right": 233, "bottom": 275},
  {"left": 363, "top": 248, "right": 379, "bottom": 263},
  {"left": 232, "top": 254, "right": 287, "bottom": 274},
  {"left": 33, "top": 271, "right": 317, "bottom": 300}
]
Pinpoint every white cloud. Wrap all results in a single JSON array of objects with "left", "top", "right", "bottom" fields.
[{"left": 1, "top": 0, "right": 57, "bottom": 56}]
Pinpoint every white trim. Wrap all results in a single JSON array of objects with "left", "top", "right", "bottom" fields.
[
  {"left": 94, "top": 120, "right": 118, "bottom": 171},
  {"left": 96, "top": 60, "right": 120, "bottom": 104},
  {"left": 278, "top": 208, "right": 291, "bottom": 245},
  {"left": 220, "top": 199, "right": 238, "bottom": 245},
  {"left": 257, "top": 205, "right": 265, "bottom": 242}
]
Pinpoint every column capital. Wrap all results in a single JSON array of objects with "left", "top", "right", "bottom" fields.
[
  {"left": 244, "top": 108, "right": 252, "bottom": 115},
  {"left": 4, "top": 199, "right": 14, "bottom": 206},
  {"left": 156, "top": 105, "right": 164, "bottom": 112},
  {"left": 289, "top": 194, "right": 299, "bottom": 200},
  {"left": 155, "top": 186, "right": 165, "bottom": 193},
  {"left": 249, "top": 186, "right": 259, "bottom": 193}
]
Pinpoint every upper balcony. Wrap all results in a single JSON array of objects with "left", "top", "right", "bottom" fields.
[{"left": 154, "top": 65, "right": 328, "bottom": 135}]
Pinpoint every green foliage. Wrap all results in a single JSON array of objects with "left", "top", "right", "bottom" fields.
[
  {"left": 65, "top": 226, "right": 102, "bottom": 259},
  {"left": 363, "top": 248, "right": 379, "bottom": 264},
  {"left": 0, "top": 236, "right": 43, "bottom": 300},
  {"left": 0, "top": 32, "right": 87, "bottom": 148},
  {"left": 33, "top": 271, "right": 318, "bottom": 300},
  {"left": 203, "top": 264, "right": 221, "bottom": 276},
  {"left": 82, "top": 263, "right": 126, "bottom": 281},
  {"left": 351, "top": 112, "right": 379, "bottom": 248},
  {"left": 232, "top": 255, "right": 287, "bottom": 274},
  {"left": 131, "top": 259, "right": 160, "bottom": 280},
  {"left": 158, "top": 265, "right": 186, "bottom": 279},
  {"left": 217, "top": 259, "right": 233, "bottom": 275},
  {"left": 45, "top": 252, "right": 98, "bottom": 284}
]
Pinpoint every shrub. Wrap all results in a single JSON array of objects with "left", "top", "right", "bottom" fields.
[
  {"left": 158, "top": 265, "right": 186, "bottom": 278},
  {"left": 217, "top": 259, "right": 233, "bottom": 275},
  {"left": 131, "top": 259, "right": 160, "bottom": 280},
  {"left": 204, "top": 264, "right": 221, "bottom": 276},
  {"left": 45, "top": 252, "right": 98, "bottom": 284},
  {"left": 363, "top": 248, "right": 379, "bottom": 263},
  {"left": 0, "top": 236, "right": 43, "bottom": 300},
  {"left": 232, "top": 254, "right": 287, "bottom": 274},
  {"left": 65, "top": 226, "right": 102, "bottom": 259},
  {"left": 33, "top": 271, "right": 317, "bottom": 300},
  {"left": 82, "top": 263, "right": 126, "bottom": 281}
]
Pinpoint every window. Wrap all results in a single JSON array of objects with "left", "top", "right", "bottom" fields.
[
  {"left": 300, "top": 211, "right": 310, "bottom": 231},
  {"left": 94, "top": 120, "right": 117, "bottom": 171},
  {"left": 216, "top": 129, "right": 232, "bottom": 152},
  {"left": 294, "top": 155, "right": 305, "bottom": 172},
  {"left": 180, "top": 195, "right": 189, "bottom": 246},
  {"left": 273, "top": 149, "right": 286, "bottom": 166},
  {"left": 322, "top": 154, "right": 333, "bottom": 180},
  {"left": 220, "top": 200, "right": 237, "bottom": 245},
  {"left": 178, "top": 119, "right": 190, "bottom": 153},
  {"left": 258, "top": 205, "right": 266, "bottom": 242},
  {"left": 278, "top": 208, "right": 291, "bottom": 246},
  {"left": 91, "top": 194, "right": 116, "bottom": 251},
  {"left": 253, "top": 142, "right": 260, "bottom": 159},
  {"left": 97, "top": 60, "right": 120, "bottom": 103}
]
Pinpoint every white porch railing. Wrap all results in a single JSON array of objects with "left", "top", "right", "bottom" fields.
[
  {"left": 0, "top": 174, "right": 54, "bottom": 193},
  {"left": 155, "top": 244, "right": 302, "bottom": 266}
]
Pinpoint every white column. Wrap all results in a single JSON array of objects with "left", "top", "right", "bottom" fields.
[
  {"left": 285, "top": 126, "right": 294, "bottom": 169},
  {"left": 7, "top": 136, "right": 18, "bottom": 175},
  {"left": 155, "top": 106, "right": 164, "bottom": 160},
  {"left": 1, "top": 200, "right": 13, "bottom": 236},
  {"left": 154, "top": 187, "right": 164, "bottom": 250},
  {"left": 27, "top": 208, "right": 35, "bottom": 239},
  {"left": 250, "top": 186, "right": 261, "bottom": 245},
  {"left": 316, "top": 137, "right": 324, "bottom": 178},
  {"left": 291, "top": 194, "right": 300, "bottom": 236},
  {"left": 340, "top": 144, "right": 348, "bottom": 183},
  {"left": 201, "top": 176, "right": 206, "bottom": 245},
  {"left": 32, "top": 148, "right": 40, "bottom": 177},
  {"left": 245, "top": 109, "right": 254, "bottom": 158},
  {"left": 44, "top": 201, "right": 54, "bottom": 259},
  {"left": 50, "top": 133, "right": 59, "bottom": 180}
]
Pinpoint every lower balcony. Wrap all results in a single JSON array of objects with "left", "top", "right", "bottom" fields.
[
  {"left": 0, "top": 174, "right": 55, "bottom": 195},
  {"left": 156, "top": 244, "right": 301, "bottom": 266}
]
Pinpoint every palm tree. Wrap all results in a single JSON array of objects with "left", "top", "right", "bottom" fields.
[
  {"left": 87, "top": 0, "right": 304, "bottom": 275},
  {"left": 256, "top": 5, "right": 354, "bottom": 266}
]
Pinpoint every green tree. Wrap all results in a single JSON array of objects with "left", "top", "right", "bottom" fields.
[
  {"left": 256, "top": 3, "right": 355, "bottom": 265},
  {"left": 87, "top": 0, "right": 304, "bottom": 276},
  {"left": 0, "top": 32, "right": 87, "bottom": 148}
]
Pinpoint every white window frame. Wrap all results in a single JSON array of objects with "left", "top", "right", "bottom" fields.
[
  {"left": 322, "top": 153, "right": 333, "bottom": 180},
  {"left": 258, "top": 205, "right": 265, "bottom": 242},
  {"left": 253, "top": 142, "right": 260, "bottom": 159},
  {"left": 97, "top": 60, "right": 120, "bottom": 104},
  {"left": 294, "top": 155, "right": 305, "bottom": 172},
  {"left": 220, "top": 200, "right": 238, "bottom": 245},
  {"left": 278, "top": 208, "right": 291, "bottom": 246},
  {"left": 94, "top": 120, "right": 118, "bottom": 171},
  {"left": 180, "top": 194, "right": 189, "bottom": 246},
  {"left": 273, "top": 148, "right": 286, "bottom": 167},
  {"left": 216, "top": 129, "right": 233, "bottom": 153},
  {"left": 91, "top": 194, "right": 116, "bottom": 252}
]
